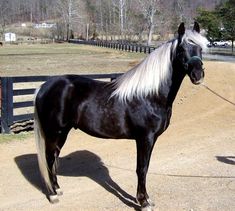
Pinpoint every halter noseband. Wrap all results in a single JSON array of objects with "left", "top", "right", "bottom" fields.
[
  {"left": 184, "top": 56, "right": 203, "bottom": 71},
  {"left": 187, "top": 56, "right": 202, "bottom": 64}
]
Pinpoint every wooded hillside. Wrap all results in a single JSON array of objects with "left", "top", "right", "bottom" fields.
[{"left": 0, "top": 0, "right": 225, "bottom": 43}]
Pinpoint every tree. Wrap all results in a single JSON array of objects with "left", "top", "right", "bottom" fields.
[
  {"left": 171, "top": 0, "right": 187, "bottom": 32},
  {"left": 0, "top": 0, "right": 226, "bottom": 42},
  {"left": 137, "top": 0, "right": 160, "bottom": 46},
  {"left": 196, "top": 0, "right": 235, "bottom": 52},
  {"left": 218, "top": 0, "right": 235, "bottom": 51},
  {"left": 56, "top": 0, "right": 83, "bottom": 40},
  {"left": 196, "top": 8, "right": 221, "bottom": 43},
  {"left": 0, "top": 0, "right": 9, "bottom": 36},
  {"left": 111, "top": 0, "right": 127, "bottom": 37}
]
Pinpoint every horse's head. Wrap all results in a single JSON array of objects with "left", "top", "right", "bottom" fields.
[{"left": 175, "top": 22, "right": 207, "bottom": 85}]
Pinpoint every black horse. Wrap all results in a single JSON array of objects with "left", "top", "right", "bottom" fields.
[{"left": 34, "top": 22, "right": 207, "bottom": 210}]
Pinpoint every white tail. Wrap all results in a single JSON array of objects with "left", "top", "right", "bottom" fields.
[{"left": 34, "top": 89, "right": 53, "bottom": 192}]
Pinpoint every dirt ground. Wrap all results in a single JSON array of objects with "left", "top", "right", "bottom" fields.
[{"left": 0, "top": 61, "right": 234, "bottom": 211}]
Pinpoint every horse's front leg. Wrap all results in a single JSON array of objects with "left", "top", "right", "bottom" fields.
[{"left": 136, "top": 135, "right": 156, "bottom": 210}]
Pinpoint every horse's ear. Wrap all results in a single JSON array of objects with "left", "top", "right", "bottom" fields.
[
  {"left": 193, "top": 22, "right": 200, "bottom": 33},
  {"left": 178, "top": 22, "right": 185, "bottom": 37}
]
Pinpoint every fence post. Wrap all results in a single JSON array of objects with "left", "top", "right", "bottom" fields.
[
  {"left": 132, "top": 45, "right": 134, "bottom": 52},
  {"left": 1, "top": 77, "right": 13, "bottom": 133},
  {"left": 136, "top": 45, "right": 138, "bottom": 52}
]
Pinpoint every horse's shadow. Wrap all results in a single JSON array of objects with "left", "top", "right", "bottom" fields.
[
  {"left": 14, "top": 150, "right": 139, "bottom": 209},
  {"left": 216, "top": 156, "right": 235, "bottom": 165}
]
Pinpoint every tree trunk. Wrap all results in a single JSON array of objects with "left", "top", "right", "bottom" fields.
[
  {"left": 147, "top": 23, "right": 154, "bottom": 46},
  {"left": 86, "top": 23, "right": 89, "bottom": 40},
  {"left": 66, "top": 0, "right": 73, "bottom": 41},
  {"left": 66, "top": 23, "right": 69, "bottom": 41},
  {"left": 232, "top": 39, "right": 234, "bottom": 53},
  {"left": 120, "top": 0, "right": 124, "bottom": 35},
  {"left": 100, "top": 2, "right": 103, "bottom": 31},
  {"left": 147, "top": 7, "right": 154, "bottom": 46}
]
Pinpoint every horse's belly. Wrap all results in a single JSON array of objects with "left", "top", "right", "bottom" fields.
[{"left": 74, "top": 107, "right": 130, "bottom": 139}]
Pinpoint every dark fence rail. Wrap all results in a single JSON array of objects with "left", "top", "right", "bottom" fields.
[
  {"left": 0, "top": 73, "right": 122, "bottom": 134},
  {"left": 69, "top": 39, "right": 157, "bottom": 54}
]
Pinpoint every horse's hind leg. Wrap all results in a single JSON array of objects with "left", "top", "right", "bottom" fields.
[
  {"left": 45, "top": 130, "right": 69, "bottom": 202},
  {"left": 35, "top": 78, "right": 74, "bottom": 202},
  {"left": 45, "top": 143, "right": 59, "bottom": 203}
]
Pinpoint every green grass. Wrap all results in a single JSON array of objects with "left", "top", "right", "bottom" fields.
[{"left": 0, "top": 132, "right": 33, "bottom": 144}]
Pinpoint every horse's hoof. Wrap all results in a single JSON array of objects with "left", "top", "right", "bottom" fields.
[
  {"left": 147, "top": 198, "right": 155, "bottom": 207},
  {"left": 141, "top": 205, "right": 153, "bottom": 211},
  {"left": 48, "top": 195, "right": 59, "bottom": 204},
  {"left": 56, "top": 188, "right": 63, "bottom": 196}
]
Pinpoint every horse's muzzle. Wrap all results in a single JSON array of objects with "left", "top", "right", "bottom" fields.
[{"left": 190, "top": 68, "right": 205, "bottom": 85}]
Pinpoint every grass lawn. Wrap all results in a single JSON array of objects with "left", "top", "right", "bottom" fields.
[
  {"left": 0, "top": 132, "right": 33, "bottom": 143},
  {"left": 0, "top": 43, "right": 145, "bottom": 77}
]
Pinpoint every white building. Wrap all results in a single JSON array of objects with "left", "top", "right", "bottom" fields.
[
  {"left": 4, "top": 33, "right": 16, "bottom": 42},
  {"left": 34, "top": 23, "right": 56, "bottom": 29}
]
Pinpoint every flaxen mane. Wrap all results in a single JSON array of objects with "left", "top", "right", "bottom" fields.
[{"left": 111, "top": 30, "right": 207, "bottom": 102}]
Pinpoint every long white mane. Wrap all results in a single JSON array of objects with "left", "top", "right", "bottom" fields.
[{"left": 111, "top": 30, "right": 208, "bottom": 103}]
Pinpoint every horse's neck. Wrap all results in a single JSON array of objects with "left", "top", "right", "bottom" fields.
[{"left": 166, "top": 64, "right": 186, "bottom": 107}]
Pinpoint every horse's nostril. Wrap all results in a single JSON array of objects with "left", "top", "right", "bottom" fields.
[
  {"left": 201, "top": 71, "right": 204, "bottom": 78},
  {"left": 191, "top": 72, "right": 196, "bottom": 80}
]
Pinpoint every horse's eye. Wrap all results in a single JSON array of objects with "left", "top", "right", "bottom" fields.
[{"left": 188, "top": 39, "right": 196, "bottom": 45}]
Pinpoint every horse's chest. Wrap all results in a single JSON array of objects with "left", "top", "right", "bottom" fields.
[
  {"left": 145, "top": 107, "right": 172, "bottom": 135},
  {"left": 129, "top": 104, "right": 172, "bottom": 135},
  {"left": 162, "top": 107, "right": 172, "bottom": 131}
]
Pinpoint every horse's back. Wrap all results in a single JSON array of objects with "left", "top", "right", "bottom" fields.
[
  {"left": 36, "top": 75, "right": 104, "bottom": 105},
  {"left": 66, "top": 75, "right": 109, "bottom": 98}
]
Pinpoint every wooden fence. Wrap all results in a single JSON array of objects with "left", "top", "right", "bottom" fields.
[
  {"left": 0, "top": 73, "right": 122, "bottom": 134},
  {"left": 69, "top": 39, "right": 157, "bottom": 54}
]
